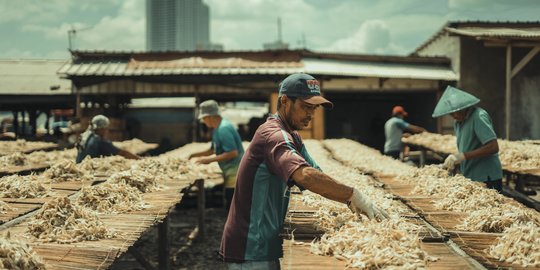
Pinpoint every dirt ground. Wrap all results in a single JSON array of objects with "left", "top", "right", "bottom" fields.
[{"left": 110, "top": 205, "right": 228, "bottom": 270}]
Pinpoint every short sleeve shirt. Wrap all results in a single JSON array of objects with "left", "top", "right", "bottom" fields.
[
  {"left": 455, "top": 107, "right": 503, "bottom": 182},
  {"left": 212, "top": 118, "right": 244, "bottom": 179},
  {"left": 76, "top": 133, "right": 119, "bottom": 163},
  {"left": 384, "top": 117, "right": 410, "bottom": 153},
  {"left": 220, "top": 114, "right": 319, "bottom": 262}
]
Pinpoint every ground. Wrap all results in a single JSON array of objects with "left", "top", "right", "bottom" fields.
[{"left": 111, "top": 203, "right": 228, "bottom": 270}]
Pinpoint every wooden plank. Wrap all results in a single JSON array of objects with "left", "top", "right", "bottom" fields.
[{"left": 282, "top": 239, "right": 348, "bottom": 269}]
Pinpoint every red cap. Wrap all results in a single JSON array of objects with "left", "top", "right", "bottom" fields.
[{"left": 392, "top": 106, "right": 408, "bottom": 117}]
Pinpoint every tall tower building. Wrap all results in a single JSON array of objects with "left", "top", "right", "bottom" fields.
[{"left": 146, "top": 0, "right": 210, "bottom": 51}]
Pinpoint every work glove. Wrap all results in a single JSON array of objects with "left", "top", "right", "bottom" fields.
[
  {"left": 443, "top": 153, "right": 465, "bottom": 169},
  {"left": 347, "top": 188, "right": 389, "bottom": 221}
]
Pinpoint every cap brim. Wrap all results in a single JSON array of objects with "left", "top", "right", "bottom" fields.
[{"left": 301, "top": 95, "right": 334, "bottom": 109}]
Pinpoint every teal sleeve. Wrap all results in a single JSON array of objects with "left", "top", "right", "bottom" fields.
[
  {"left": 396, "top": 118, "right": 410, "bottom": 130},
  {"left": 218, "top": 126, "right": 239, "bottom": 152},
  {"left": 474, "top": 110, "right": 497, "bottom": 144},
  {"left": 300, "top": 146, "right": 322, "bottom": 172}
]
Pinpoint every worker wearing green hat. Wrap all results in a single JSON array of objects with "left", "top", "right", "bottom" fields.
[{"left": 432, "top": 86, "right": 503, "bottom": 192}]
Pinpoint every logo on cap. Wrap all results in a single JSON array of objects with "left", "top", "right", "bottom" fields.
[{"left": 306, "top": 79, "right": 320, "bottom": 94}]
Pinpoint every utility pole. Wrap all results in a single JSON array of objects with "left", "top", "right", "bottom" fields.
[{"left": 67, "top": 25, "right": 92, "bottom": 51}]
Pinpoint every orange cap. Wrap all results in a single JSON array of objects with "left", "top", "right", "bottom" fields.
[{"left": 392, "top": 106, "right": 408, "bottom": 117}]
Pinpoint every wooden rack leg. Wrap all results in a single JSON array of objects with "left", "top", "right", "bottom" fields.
[
  {"left": 419, "top": 149, "right": 426, "bottom": 167},
  {"left": 158, "top": 217, "right": 170, "bottom": 270},
  {"left": 196, "top": 179, "right": 206, "bottom": 240}
]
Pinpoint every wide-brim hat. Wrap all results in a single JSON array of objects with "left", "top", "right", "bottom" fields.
[
  {"left": 432, "top": 86, "right": 480, "bottom": 118},
  {"left": 198, "top": 100, "right": 221, "bottom": 120}
]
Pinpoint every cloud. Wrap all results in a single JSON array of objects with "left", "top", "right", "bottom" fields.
[
  {"left": 326, "top": 20, "right": 405, "bottom": 54},
  {"left": 75, "top": 0, "right": 145, "bottom": 51},
  {"left": 19, "top": 0, "right": 144, "bottom": 51}
]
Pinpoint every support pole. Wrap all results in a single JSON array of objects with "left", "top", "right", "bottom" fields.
[
  {"left": 158, "top": 217, "right": 170, "bottom": 270},
  {"left": 505, "top": 45, "right": 512, "bottom": 140},
  {"left": 419, "top": 149, "right": 426, "bottom": 167},
  {"left": 196, "top": 179, "right": 205, "bottom": 240}
]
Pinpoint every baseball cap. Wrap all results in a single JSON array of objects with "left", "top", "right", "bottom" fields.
[
  {"left": 278, "top": 73, "right": 333, "bottom": 109},
  {"left": 198, "top": 100, "right": 220, "bottom": 120},
  {"left": 392, "top": 106, "right": 408, "bottom": 117}
]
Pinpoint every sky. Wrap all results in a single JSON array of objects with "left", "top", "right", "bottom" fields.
[{"left": 1, "top": 0, "right": 539, "bottom": 59}]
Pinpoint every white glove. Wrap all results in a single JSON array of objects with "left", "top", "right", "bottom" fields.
[
  {"left": 443, "top": 153, "right": 465, "bottom": 169},
  {"left": 347, "top": 188, "right": 389, "bottom": 221}
]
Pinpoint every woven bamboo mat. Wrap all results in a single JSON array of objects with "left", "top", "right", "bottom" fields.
[
  {"left": 282, "top": 239, "right": 348, "bottom": 269},
  {"left": 449, "top": 232, "right": 535, "bottom": 270},
  {"left": 422, "top": 242, "right": 481, "bottom": 269},
  {"left": 0, "top": 163, "right": 50, "bottom": 176},
  {"left": 0, "top": 202, "right": 42, "bottom": 224},
  {"left": 2, "top": 189, "right": 75, "bottom": 204},
  {"left": 2, "top": 177, "right": 192, "bottom": 269},
  {"left": 32, "top": 244, "right": 119, "bottom": 270}
]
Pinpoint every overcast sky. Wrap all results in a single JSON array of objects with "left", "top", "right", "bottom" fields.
[{"left": 1, "top": 0, "right": 539, "bottom": 59}]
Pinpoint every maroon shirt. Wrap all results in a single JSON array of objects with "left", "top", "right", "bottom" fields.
[{"left": 220, "top": 115, "right": 311, "bottom": 262}]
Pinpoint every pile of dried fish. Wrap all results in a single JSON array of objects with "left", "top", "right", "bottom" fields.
[
  {"left": 0, "top": 152, "right": 27, "bottom": 166},
  {"left": 77, "top": 182, "right": 147, "bottom": 214},
  {"left": 78, "top": 155, "right": 132, "bottom": 175},
  {"left": 0, "top": 175, "right": 52, "bottom": 199},
  {"left": 456, "top": 205, "right": 540, "bottom": 233},
  {"left": 42, "top": 160, "right": 91, "bottom": 182},
  {"left": 0, "top": 232, "right": 46, "bottom": 270},
  {"left": 311, "top": 219, "right": 436, "bottom": 269},
  {"left": 112, "top": 138, "right": 156, "bottom": 154},
  {"left": 488, "top": 222, "right": 540, "bottom": 267},
  {"left": 109, "top": 170, "right": 159, "bottom": 193},
  {"left": 299, "top": 140, "right": 434, "bottom": 268},
  {"left": 28, "top": 149, "right": 77, "bottom": 165},
  {"left": 27, "top": 197, "right": 114, "bottom": 243},
  {"left": 401, "top": 132, "right": 457, "bottom": 154},
  {"left": 398, "top": 165, "right": 540, "bottom": 233},
  {"left": 0, "top": 140, "right": 56, "bottom": 157},
  {"left": 498, "top": 140, "right": 540, "bottom": 170}
]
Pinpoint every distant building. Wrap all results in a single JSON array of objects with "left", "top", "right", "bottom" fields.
[
  {"left": 146, "top": 0, "right": 210, "bottom": 51},
  {"left": 263, "top": 41, "right": 289, "bottom": 50},
  {"left": 413, "top": 21, "right": 540, "bottom": 140}
]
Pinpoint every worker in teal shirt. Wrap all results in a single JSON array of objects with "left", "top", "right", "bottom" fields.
[
  {"left": 432, "top": 86, "right": 503, "bottom": 192},
  {"left": 189, "top": 100, "right": 244, "bottom": 211}
]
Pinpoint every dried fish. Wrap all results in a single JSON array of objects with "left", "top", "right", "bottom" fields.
[
  {"left": 488, "top": 222, "right": 540, "bottom": 267},
  {"left": 0, "top": 152, "right": 27, "bottom": 166},
  {"left": 109, "top": 170, "right": 159, "bottom": 193},
  {"left": 0, "top": 200, "right": 13, "bottom": 214},
  {"left": 78, "top": 155, "right": 132, "bottom": 175},
  {"left": 0, "top": 175, "right": 52, "bottom": 199},
  {"left": 42, "top": 159, "right": 91, "bottom": 183},
  {"left": 0, "top": 232, "right": 46, "bottom": 270},
  {"left": 27, "top": 197, "right": 114, "bottom": 243},
  {"left": 77, "top": 182, "right": 147, "bottom": 214}
]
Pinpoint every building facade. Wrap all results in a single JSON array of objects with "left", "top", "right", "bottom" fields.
[{"left": 146, "top": 0, "right": 210, "bottom": 51}]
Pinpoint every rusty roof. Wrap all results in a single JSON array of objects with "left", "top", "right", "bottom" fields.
[{"left": 58, "top": 50, "right": 455, "bottom": 81}]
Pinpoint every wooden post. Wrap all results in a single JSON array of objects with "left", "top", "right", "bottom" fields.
[
  {"left": 419, "top": 149, "right": 426, "bottom": 167},
  {"left": 196, "top": 179, "right": 205, "bottom": 240},
  {"left": 158, "top": 217, "right": 170, "bottom": 270},
  {"left": 505, "top": 45, "right": 511, "bottom": 140}
]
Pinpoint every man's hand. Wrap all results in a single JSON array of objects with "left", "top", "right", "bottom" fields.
[
  {"left": 195, "top": 157, "right": 212, "bottom": 165},
  {"left": 443, "top": 153, "right": 465, "bottom": 169},
  {"left": 347, "top": 188, "right": 389, "bottom": 221}
]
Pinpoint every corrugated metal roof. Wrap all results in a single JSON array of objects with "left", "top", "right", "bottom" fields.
[
  {"left": 414, "top": 21, "right": 540, "bottom": 54},
  {"left": 302, "top": 58, "right": 457, "bottom": 81},
  {"left": 58, "top": 56, "right": 456, "bottom": 81},
  {"left": 0, "top": 60, "right": 72, "bottom": 95},
  {"left": 445, "top": 26, "right": 540, "bottom": 39}
]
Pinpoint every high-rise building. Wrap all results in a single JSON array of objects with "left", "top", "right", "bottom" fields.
[{"left": 146, "top": 0, "right": 210, "bottom": 51}]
